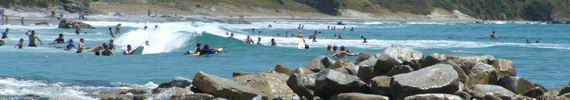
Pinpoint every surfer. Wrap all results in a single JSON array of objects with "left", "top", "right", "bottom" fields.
[
  {"left": 1, "top": 28, "right": 8, "bottom": 39},
  {"left": 64, "top": 39, "right": 76, "bottom": 51},
  {"left": 123, "top": 45, "right": 133, "bottom": 55},
  {"left": 363, "top": 38, "right": 368, "bottom": 43},
  {"left": 526, "top": 39, "right": 531, "bottom": 44},
  {"left": 271, "top": 38, "right": 276, "bottom": 46},
  {"left": 75, "top": 38, "right": 86, "bottom": 53},
  {"left": 108, "top": 27, "right": 114, "bottom": 37},
  {"left": 256, "top": 37, "right": 261, "bottom": 45},
  {"left": 108, "top": 39, "right": 115, "bottom": 50},
  {"left": 145, "top": 41, "right": 150, "bottom": 46},
  {"left": 25, "top": 30, "right": 43, "bottom": 47},
  {"left": 351, "top": 27, "right": 355, "bottom": 31},
  {"left": 52, "top": 33, "right": 65, "bottom": 44},
  {"left": 15, "top": 38, "right": 23, "bottom": 49},
  {"left": 490, "top": 31, "right": 497, "bottom": 39},
  {"left": 74, "top": 23, "right": 81, "bottom": 35},
  {"left": 245, "top": 35, "right": 254, "bottom": 44},
  {"left": 101, "top": 44, "right": 113, "bottom": 56},
  {"left": 185, "top": 43, "right": 201, "bottom": 55},
  {"left": 199, "top": 44, "right": 216, "bottom": 55},
  {"left": 115, "top": 23, "right": 122, "bottom": 34},
  {"left": 327, "top": 45, "right": 332, "bottom": 51}
]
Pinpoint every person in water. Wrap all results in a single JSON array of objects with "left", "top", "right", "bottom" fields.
[
  {"left": 271, "top": 38, "right": 276, "bottom": 46},
  {"left": 327, "top": 45, "right": 332, "bottom": 51},
  {"left": 53, "top": 33, "right": 65, "bottom": 44},
  {"left": 74, "top": 23, "right": 81, "bottom": 35},
  {"left": 108, "top": 39, "right": 115, "bottom": 50},
  {"left": 256, "top": 37, "right": 261, "bottom": 45},
  {"left": 64, "top": 39, "right": 76, "bottom": 51},
  {"left": 101, "top": 43, "right": 113, "bottom": 56},
  {"left": 490, "top": 31, "right": 497, "bottom": 39},
  {"left": 363, "top": 38, "right": 368, "bottom": 43},
  {"left": 15, "top": 38, "right": 24, "bottom": 49},
  {"left": 230, "top": 33, "right": 234, "bottom": 37},
  {"left": 192, "top": 43, "right": 202, "bottom": 54},
  {"left": 115, "top": 23, "right": 122, "bottom": 34},
  {"left": 336, "top": 34, "right": 343, "bottom": 39},
  {"left": 154, "top": 25, "right": 158, "bottom": 30},
  {"left": 25, "top": 30, "right": 42, "bottom": 47},
  {"left": 145, "top": 41, "right": 150, "bottom": 46},
  {"left": 76, "top": 38, "right": 86, "bottom": 53},
  {"left": 143, "top": 26, "right": 148, "bottom": 30},
  {"left": 245, "top": 35, "right": 254, "bottom": 44},
  {"left": 199, "top": 44, "right": 213, "bottom": 55},
  {"left": 332, "top": 45, "right": 338, "bottom": 51},
  {"left": 123, "top": 45, "right": 133, "bottom": 55},
  {"left": 108, "top": 27, "right": 114, "bottom": 38},
  {"left": 1, "top": 28, "right": 8, "bottom": 39},
  {"left": 350, "top": 27, "right": 355, "bottom": 31},
  {"left": 526, "top": 39, "right": 531, "bottom": 44}
]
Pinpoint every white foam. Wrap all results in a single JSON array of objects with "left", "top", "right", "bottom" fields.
[{"left": 0, "top": 78, "right": 97, "bottom": 100}]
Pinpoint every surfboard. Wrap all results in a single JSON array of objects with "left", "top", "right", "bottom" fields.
[{"left": 130, "top": 46, "right": 144, "bottom": 55}]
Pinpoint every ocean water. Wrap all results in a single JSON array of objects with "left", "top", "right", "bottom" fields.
[{"left": 0, "top": 20, "right": 569, "bottom": 98}]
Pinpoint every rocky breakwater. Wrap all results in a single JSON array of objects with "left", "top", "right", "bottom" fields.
[
  {"left": 57, "top": 19, "right": 95, "bottom": 29},
  {"left": 100, "top": 44, "right": 568, "bottom": 100}
]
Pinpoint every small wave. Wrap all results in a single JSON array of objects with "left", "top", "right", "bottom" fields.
[{"left": 0, "top": 77, "right": 97, "bottom": 100}]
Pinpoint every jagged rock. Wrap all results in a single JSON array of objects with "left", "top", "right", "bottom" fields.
[
  {"left": 192, "top": 71, "right": 263, "bottom": 100},
  {"left": 381, "top": 44, "right": 423, "bottom": 69},
  {"left": 331, "top": 60, "right": 358, "bottom": 75},
  {"left": 560, "top": 86, "right": 570, "bottom": 96},
  {"left": 386, "top": 65, "right": 414, "bottom": 76},
  {"left": 274, "top": 64, "right": 294, "bottom": 76},
  {"left": 421, "top": 53, "right": 448, "bottom": 67},
  {"left": 210, "top": 98, "right": 228, "bottom": 100},
  {"left": 357, "top": 56, "right": 377, "bottom": 67},
  {"left": 355, "top": 54, "right": 373, "bottom": 64},
  {"left": 232, "top": 71, "right": 249, "bottom": 77},
  {"left": 390, "top": 64, "right": 460, "bottom": 100},
  {"left": 492, "top": 59, "right": 516, "bottom": 77},
  {"left": 524, "top": 87, "right": 547, "bottom": 98},
  {"left": 470, "top": 84, "right": 516, "bottom": 99},
  {"left": 157, "top": 77, "right": 192, "bottom": 89},
  {"left": 314, "top": 69, "right": 369, "bottom": 99},
  {"left": 455, "top": 91, "right": 472, "bottom": 100},
  {"left": 373, "top": 55, "right": 400, "bottom": 75},
  {"left": 100, "top": 89, "right": 148, "bottom": 100},
  {"left": 331, "top": 93, "right": 389, "bottom": 100},
  {"left": 57, "top": 19, "right": 95, "bottom": 29},
  {"left": 445, "top": 62, "right": 469, "bottom": 84},
  {"left": 234, "top": 72, "right": 294, "bottom": 99},
  {"left": 171, "top": 93, "right": 214, "bottom": 100},
  {"left": 403, "top": 94, "right": 463, "bottom": 100},
  {"left": 445, "top": 55, "right": 496, "bottom": 73},
  {"left": 304, "top": 56, "right": 336, "bottom": 72},
  {"left": 294, "top": 67, "right": 315, "bottom": 75},
  {"left": 287, "top": 73, "right": 317, "bottom": 99},
  {"left": 466, "top": 63, "right": 498, "bottom": 87},
  {"left": 497, "top": 76, "right": 546, "bottom": 94},
  {"left": 369, "top": 76, "right": 391, "bottom": 96},
  {"left": 356, "top": 66, "right": 374, "bottom": 83}
]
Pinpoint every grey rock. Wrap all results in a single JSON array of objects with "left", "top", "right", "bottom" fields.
[
  {"left": 445, "top": 55, "right": 496, "bottom": 73},
  {"left": 287, "top": 73, "right": 317, "bottom": 99},
  {"left": 470, "top": 84, "right": 516, "bottom": 99},
  {"left": 492, "top": 59, "right": 517, "bottom": 77},
  {"left": 403, "top": 94, "right": 463, "bottom": 100},
  {"left": 294, "top": 67, "right": 315, "bottom": 75},
  {"left": 331, "top": 60, "right": 358, "bottom": 75},
  {"left": 274, "top": 64, "right": 294, "bottom": 76},
  {"left": 560, "top": 86, "right": 570, "bottom": 96},
  {"left": 466, "top": 63, "right": 498, "bottom": 87},
  {"left": 305, "top": 56, "right": 336, "bottom": 72},
  {"left": 315, "top": 69, "right": 369, "bottom": 99},
  {"left": 331, "top": 93, "right": 389, "bottom": 100},
  {"left": 369, "top": 76, "right": 391, "bottom": 96},
  {"left": 356, "top": 66, "right": 375, "bottom": 83},
  {"left": 234, "top": 72, "right": 294, "bottom": 99},
  {"left": 390, "top": 64, "right": 460, "bottom": 100},
  {"left": 382, "top": 44, "right": 423, "bottom": 69},
  {"left": 497, "top": 76, "right": 546, "bottom": 94},
  {"left": 192, "top": 71, "right": 263, "bottom": 100},
  {"left": 524, "top": 87, "right": 547, "bottom": 98},
  {"left": 455, "top": 91, "right": 472, "bottom": 100},
  {"left": 157, "top": 77, "right": 192, "bottom": 89},
  {"left": 355, "top": 54, "right": 373, "bottom": 64},
  {"left": 373, "top": 55, "right": 400, "bottom": 75},
  {"left": 421, "top": 53, "right": 448, "bottom": 67},
  {"left": 57, "top": 19, "right": 95, "bottom": 29},
  {"left": 386, "top": 65, "right": 414, "bottom": 76},
  {"left": 100, "top": 89, "right": 148, "bottom": 100},
  {"left": 171, "top": 93, "right": 213, "bottom": 100}
]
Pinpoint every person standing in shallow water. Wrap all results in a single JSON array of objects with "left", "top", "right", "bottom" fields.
[
  {"left": 25, "top": 30, "right": 42, "bottom": 47},
  {"left": 15, "top": 38, "right": 24, "bottom": 49},
  {"left": 115, "top": 24, "right": 122, "bottom": 34},
  {"left": 271, "top": 38, "right": 276, "bottom": 46},
  {"left": 74, "top": 23, "right": 81, "bottom": 35},
  {"left": 490, "top": 31, "right": 497, "bottom": 39},
  {"left": 76, "top": 38, "right": 86, "bottom": 53},
  {"left": 257, "top": 37, "right": 261, "bottom": 45}
]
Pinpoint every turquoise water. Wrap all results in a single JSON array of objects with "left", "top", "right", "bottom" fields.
[{"left": 0, "top": 21, "right": 569, "bottom": 98}]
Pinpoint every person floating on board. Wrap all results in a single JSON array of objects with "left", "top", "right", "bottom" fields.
[
  {"left": 25, "top": 30, "right": 42, "bottom": 47},
  {"left": 15, "top": 38, "right": 24, "bottom": 49},
  {"left": 185, "top": 43, "right": 201, "bottom": 55},
  {"left": 490, "top": 31, "right": 497, "bottom": 39},
  {"left": 64, "top": 39, "right": 76, "bottom": 51},
  {"left": 76, "top": 38, "right": 86, "bottom": 53},
  {"left": 53, "top": 33, "right": 65, "bottom": 44},
  {"left": 123, "top": 45, "right": 133, "bottom": 55}
]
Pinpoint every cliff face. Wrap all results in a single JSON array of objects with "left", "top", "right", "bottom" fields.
[{"left": 1, "top": 0, "right": 569, "bottom": 21}]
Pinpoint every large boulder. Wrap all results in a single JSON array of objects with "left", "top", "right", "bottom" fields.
[
  {"left": 156, "top": 77, "right": 192, "bottom": 89},
  {"left": 470, "top": 84, "right": 516, "bottom": 99},
  {"left": 100, "top": 89, "right": 148, "bottom": 100},
  {"left": 421, "top": 53, "right": 448, "bottom": 67},
  {"left": 445, "top": 55, "right": 496, "bottom": 73},
  {"left": 390, "top": 64, "right": 460, "bottom": 100},
  {"left": 234, "top": 72, "right": 295, "bottom": 99},
  {"left": 274, "top": 64, "right": 294, "bottom": 76},
  {"left": 331, "top": 60, "right": 359, "bottom": 75},
  {"left": 369, "top": 76, "right": 391, "bottom": 96},
  {"left": 403, "top": 94, "right": 463, "bottom": 100},
  {"left": 57, "top": 19, "right": 95, "bottom": 29},
  {"left": 331, "top": 93, "right": 389, "bottom": 100},
  {"left": 497, "top": 76, "right": 546, "bottom": 94},
  {"left": 293, "top": 67, "right": 315, "bottom": 75},
  {"left": 386, "top": 65, "right": 414, "bottom": 76},
  {"left": 560, "top": 86, "right": 570, "bottom": 96},
  {"left": 374, "top": 45, "right": 423, "bottom": 75},
  {"left": 524, "top": 87, "right": 547, "bottom": 98},
  {"left": 304, "top": 56, "right": 336, "bottom": 72},
  {"left": 466, "top": 63, "right": 498, "bottom": 87},
  {"left": 192, "top": 71, "right": 263, "bottom": 99},
  {"left": 171, "top": 93, "right": 214, "bottom": 100},
  {"left": 492, "top": 59, "right": 516, "bottom": 77},
  {"left": 287, "top": 73, "right": 317, "bottom": 99},
  {"left": 314, "top": 69, "right": 369, "bottom": 99},
  {"left": 356, "top": 65, "right": 375, "bottom": 83},
  {"left": 355, "top": 54, "right": 374, "bottom": 64}
]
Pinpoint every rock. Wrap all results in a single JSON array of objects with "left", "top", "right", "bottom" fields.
[
  {"left": 34, "top": 22, "right": 49, "bottom": 25},
  {"left": 287, "top": 73, "right": 317, "bottom": 99},
  {"left": 304, "top": 56, "right": 336, "bottom": 72},
  {"left": 446, "top": 62, "right": 469, "bottom": 84},
  {"left": 60, "top": 0, "right": 93, "bottom": 13},
  {"left": 492, "top": 59, "right": 517, "bottom": 77},
  {"left": 381, "top": 44, "right": 423, "bottom": 69},
  {"left": 314, "top": 69, "right": 369, "bottom": 99},
  {"left": 355, "top": 54, "right": 373, "bottom": 64},
  {"left": 356, "top": 66, "right": 375, "bottom": 83},
  {"left": 421, "top": 53, "right": 448, "bottom": 67},
  {"left": 294, "top": 67, "right": 315, "bottom": 75},
  {"left": 210, "top": 98, "right": 228, "bottom": 100},
  {"left": 274, "top": 64, "right": 294, "bottom": 75},
  {"left": 157, "top": 77, "right": 192, "bottom": 89},
  {"left": 357, "top": 56, "right": 378, "bottom": 67},
  {"left": 560, "top": 86, "right": 570, "bottom": 96},
  {"left": 57, "top": 19, "right": 95, "bottom": 29},
  {"left": 466, "top": 63, "right": 498, "bottom": 87},
  {"left": 232, "top": 71, "right": 249, "bottom": 77},
  {"left": 524, "top": 87, "right": 547, "bottom": 98},
  {"left": 386, "top": 65, "right": 414, "bottom": 76},
  {"left": 331, "top": 93, "right": 389, "bottom": 100},
  {"left": 497, "top": 76, "right": 546, "bottom": 94},
  {"left": 445, "top": 55, "right": 496, "bottom": 73},
  {"left": 171, "top": 93, "right": 214, "bottom": 100},
  {"left": 192, "top": 71, "right": 263, "bottom": 100},
  {"left": 403, "top": 94, "right": 463, "bottom": 100},
  {"left": 455, "top": 91, "right": 472, "bottom": 100},
  {"left": 369, "top": 76, "right": 391, "bottom": 96},
  {"left": 100, "top": 89, "right": 148, "bottom": 100},
  {"left": 470, "top": 84, "right": 516, "bottom": 99},
  {"left": 331, "top": 60, "right": 358, "bottom": 75},
  {"left": 373, "top": 55, "right": 401, "bottom": 75},
  {"left": 234, "top": 72, "right": 294, "bottom": 99},
  {"left": 162, "top": 87, "right": 197, "bottom": 99},
  {"left": 390, "top": 64, "right": 460, "bottom": 100}
]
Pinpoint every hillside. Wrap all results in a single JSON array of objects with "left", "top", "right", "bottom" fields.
[{"left": 1, "top": 0, "right": 569, "bottom": 21}]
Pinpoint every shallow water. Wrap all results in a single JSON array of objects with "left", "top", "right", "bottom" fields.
[{"left": 0, "top": 21, "right": 569, "bottom": 98}]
